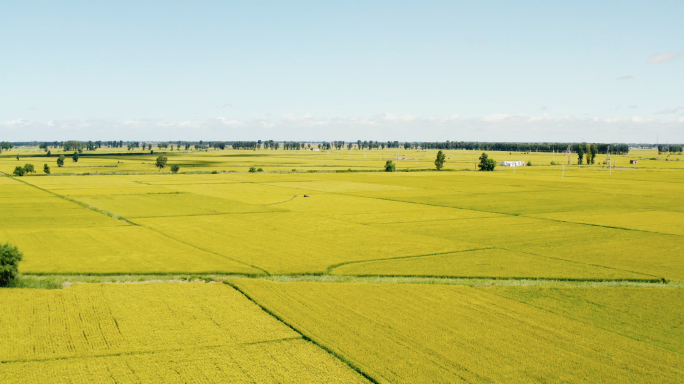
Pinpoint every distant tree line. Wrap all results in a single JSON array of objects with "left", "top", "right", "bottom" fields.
[
  {"left": 413, "top": 141, "right": 630, "bottom": 154},
  {"left": 282, "top": 142, "right": 302, "bottom": 150},
  {"left": 658, "top": 144, "right": 683, "bottom": 153},
  {"left": 262, "top": 140, "right": 280, "bottom": 149},
  {"left": 230, "top": 141, "right": 258, "bottom": 150}
]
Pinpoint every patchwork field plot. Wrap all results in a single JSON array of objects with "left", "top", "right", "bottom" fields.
[
  {"left": 486, "top": 287, "right": 684, "bottom": 354},
  {"left": 530, "top": 209, "right": 684, "bottom": 236},
  {"left": 331, "top": 248, "right": 656, "bottom": 280},
  {"left": 73, "top": 193, "right": 280, "bottom": 218},
  {"left": 0, "top": 283, "right": 366, "bottom": 383},
  {"left": 134, "top": 212, "right": 472, "bottom": 274},
  {"left": 230, "top": 280, "right": 684, "bottom": 383},
  {"left": 7, "top": 226, "right": 261, "bottom": 275},
  {"left": 1, "top": 149, "right": 683, "bottom": 279}
]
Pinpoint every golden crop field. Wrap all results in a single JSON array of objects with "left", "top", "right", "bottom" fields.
[
  {"left": 0, "top": 283, "right": 367, "bottom": 383},
  {"left": 0, "top": 146, "right": 681, "bottom": 279},
  {"left": 486, "top": 287, "right": 684, "bottom": 354},
  {"left": 230, "top": 279, "right": 684, "bottom": 383},
  {"left": 1, "top": 145, "right": 683, "bottom": 382}
]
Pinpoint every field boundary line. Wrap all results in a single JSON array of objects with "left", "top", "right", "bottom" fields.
[
  {"left": 224, "top": 281, "right": 380, "bottom": 384},
  {"left": 17, "top": 274, "right": 682, "bottom": 288},
  {"left": 125, "top": 210, "right": 281, "bottom": 219},
  {"left": 263, "top": 195, "right": 299, "bottom": 205},
  {"left": 0, "top": 339, "right": 308, "bottom": 365},
  {"left": 325, "top": 248, "right": 492, "bottom": 274},
  {"left": 320, "top": 274, "right": 664, "bottom": 283}
]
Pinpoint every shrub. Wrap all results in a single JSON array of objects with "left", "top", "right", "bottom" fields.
[
  {"left": 248, "top": 167, "right": 257, "bottom": 173},
  {"left": 257, "top": 168, "right": 264, "bottom": 172},
  {"left": 43, "top": 164, "right": 51, "bottom": 174},
  {"left": 550, "top": 161, "right": 556, "bottom": 165},
  {"left": 384, "top": 160, "right": 396, "bottom": 172},
  {"left": 170, "top": 165, "right": 180, "bottom": 173},
  {"left": 0, "top": 243, "right": 23, "bottom": 287},
  {"left": 527, "top": 160, "right": 532, "bottom": 166},
  {"left": 211, "top": 170, "right": 218, "bottom": 174}
]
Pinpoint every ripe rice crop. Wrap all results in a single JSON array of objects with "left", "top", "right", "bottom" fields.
[
  {"left": 0, "top": 283, "right": 365, "bottom": 383},
  {"left": 160, "top": 181, "right": 304, "bottom": 205},
  {"left": 373, "top": 216, "right": 677, "bottom": 279},
  {"left": 72, "top": 193, "right": 280, "bottom": 218},
  {"left": 531, "top": 209, "right": 684, "bottom": 236},
  {"left": 134, "top": 212, "right": 473, "bottom": 274},
  {"left": 7, "top": 226, "right": 261, "bottom": 275},
  {"left": 230, "top": 279, "right": 684, "bottom": 383},
  {"left": 486, "top": 286, "right": 684, "bottom": 354},
  {"left": 0, "top": 340, "right": 364, "bottom": 383}
]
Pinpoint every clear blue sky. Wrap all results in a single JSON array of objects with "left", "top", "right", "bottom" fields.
[{"left": 1, "top": 0, "right": 682, "bottom": 142}]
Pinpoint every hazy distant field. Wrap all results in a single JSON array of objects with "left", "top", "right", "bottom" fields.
[{"left": 1, "top": 146, "right": 682, "bottom": 382}]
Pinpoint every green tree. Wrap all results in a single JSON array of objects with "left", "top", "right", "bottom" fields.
[
  {"left": 47, "top": 150, "right": 51, "bottom": 157},
  {"left": 477, "top": 152, "right": 496, "bottom": 171},
  {"left": 0, "top": 243, "right": 23, "bottom": 287},
  {"left": 155, "top": 156, "right": 168, "bottom": 171},
  {"left": 527, "top": 160, "right": 532, "bottom": 166},
  {"left": 72, "top": 152, "right": 79, "bottom": 162},
  {"left": 577, "top": 144, "right": 586, "bottom": 165},
  {"left": 170, "top": 164, "right": 180, "bottom": 173},
  {"left": 589, "top": 144, "right": 598, "bottom": 164},
  {"left": 248, "top": 166, "right": 257, "bottom": 173},
  {"left": 23, "top": 164, "right": 35, "bottom": 174},
  {"left": 384, "top": 159, "right": 396, "bottom": 172},
  {"left": 57, "top": 155, "right": 65, "bottom": 167},
  {"left": 43, "top": 164, "right": 51, "bottom": 174},
  {"left": 434, "top": 150, "right": 446, "bottom": 170},
  {"left": 257, "top": 168, "right": 264, "bottom": 172},
  {"left": 13, "top": 166, "right": 25, "bottom": 176}
]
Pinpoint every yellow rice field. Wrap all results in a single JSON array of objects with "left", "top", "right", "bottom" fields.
[
  {"left": 1, "top": 146, "right": 683, "bottom": 382},
  {"left": 0, "top": 283, "right": 366, "bottom": 383},
  {"left": 230, "top": 279, "right": 684, "bottom": 383}
]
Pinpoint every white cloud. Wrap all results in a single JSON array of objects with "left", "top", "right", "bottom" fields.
[
  {"left": 2, "top": 114, "right": 683, "bottom": 143},
  {"left": 648, "top": 51, "right": 682, "bottom": 64},
  {"left": 654, "top": 106, "right": 683, "bottom": 114},
  {"left": 615, "top": 75, "right": 634, "bottom": 81}
]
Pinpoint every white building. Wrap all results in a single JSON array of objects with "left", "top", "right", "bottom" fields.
[{"left": 501, "top": 161, "right": 525, "bottom": 167}]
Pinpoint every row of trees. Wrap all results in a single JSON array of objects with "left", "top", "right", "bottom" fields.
[
  {"left": 384, "top": 151, "right": 496, "bottom": 172},
  {"left": 658, "top": 144, "right": 683, "bottom": 153},
  {"left": 416, "top": 141, "right": 630, "bottom": 154}
]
